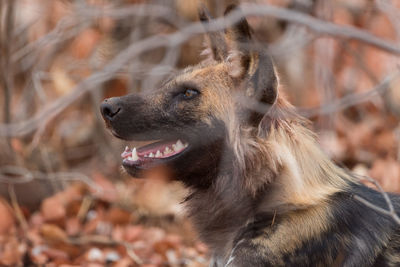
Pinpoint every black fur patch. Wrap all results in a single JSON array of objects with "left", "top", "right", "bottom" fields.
[{"left": 227, "top": 182, "right": 400, "bottom": 267}]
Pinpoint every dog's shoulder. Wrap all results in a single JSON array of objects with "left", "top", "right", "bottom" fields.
[{"left": 223, "top": 182, "right": 400, "bottom": 267}]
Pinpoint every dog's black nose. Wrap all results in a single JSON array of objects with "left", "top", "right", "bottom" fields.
[{"left": 100, "top": 99, "right": 121, "bottom": 121}]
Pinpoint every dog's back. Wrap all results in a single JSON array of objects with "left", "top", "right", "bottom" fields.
[{"left": 216, "top": 183, "right": 400, "bottom": 267}]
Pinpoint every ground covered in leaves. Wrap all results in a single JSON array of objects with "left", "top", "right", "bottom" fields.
[{"left": 0, "top": 175, "right": 208, "bottom": 266}]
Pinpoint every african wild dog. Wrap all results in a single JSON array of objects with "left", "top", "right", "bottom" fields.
[{"left": 100, "top": 4, "right": 400, "bottom": 267}]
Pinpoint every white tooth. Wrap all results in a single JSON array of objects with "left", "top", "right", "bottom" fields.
[
  {"left": 131, "top": 148, "right": 139, "bottom": 161},
  {"left": 155, "top": 150, "right": 162, "bottom": 158},
  {"left": 125, "top": 146, "right": 129, "bottom": 151},
  {"left": 175, "top": 140, "right": 185, "bottom": 151},
  {"left": 128, "top": 156, "right": 133, "bottom": 160},
  {"left": 172, "top": 144, "right": 177, "bottom": 151},
  {"left": 184, "top": 143, "right": 188, "bottom": 147},
  {"left": 149, "top": 152, "right": 154, "bottom": 158},
  {"left": 164, "top": 147, "right": 172, "bottom": 154}
]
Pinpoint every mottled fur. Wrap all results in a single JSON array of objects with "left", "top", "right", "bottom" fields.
[{"left": 101, "top": 5, "right": 400, "bottom": 267}]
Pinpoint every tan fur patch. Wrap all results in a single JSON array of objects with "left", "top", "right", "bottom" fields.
[
  {"left": 253, "top": 202, "right": 332, "bottom": 256},
  {"left": 176, "top": 63, "right": 237, "bottom": 128},
  {"left": 247, "top": 97, "right": 357, "bottom": 210}
]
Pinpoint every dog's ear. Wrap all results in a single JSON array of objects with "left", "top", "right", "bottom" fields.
[
  {"left": 199, "top": 4, "right": 278, "bottom": 125},
  {"left": 198, "top": 6, "right": 228, "bottom": 62},
  {"left": 223, "top": 4, "right": 278, "bottom": 125}
]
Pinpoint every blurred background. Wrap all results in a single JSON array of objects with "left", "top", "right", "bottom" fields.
[{"left": 0, "top": 0, "right": 399, "bottom": 265}]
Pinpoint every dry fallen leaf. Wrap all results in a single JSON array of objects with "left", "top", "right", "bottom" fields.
[
  {"left": 90, "top": 172, "right": 118, "bottom": 202},
  {"left": 106, "top": 206, "right": 132, "bottom": 225},
  {"left": 0, "top": 197, "right": 15, "bottom": 235},
  {"left": 41, "top": 195, "right": 66, "bottom": 222},
  {"left": 0, "top": 237, "right": 25, "bottom": 265},
  {"left": 369, "top": 158, "right": 400, "bottom": 193},
  {"left": 40, "top": 224, "right": 68, "bottom": 244}
]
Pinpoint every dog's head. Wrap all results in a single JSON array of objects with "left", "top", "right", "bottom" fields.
[{"left": 100, "top": 5, "right": 278, "bottom": 188}]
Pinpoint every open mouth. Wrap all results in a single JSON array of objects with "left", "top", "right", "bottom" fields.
[{"left": 121, "top": 139, "right": 189, "bottom": 171}]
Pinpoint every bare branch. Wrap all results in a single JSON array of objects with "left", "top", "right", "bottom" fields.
[
  {"left": 1, "top": 3, "right": 400, "bottom": 137},
  {"left": 0, "top": 165, "right": 103, "bottom": 194},
  {"left": 376, "top": 0, "right": 400, "bottom": 42},
  {"left": 299, "top": 71, "right": 400, "bottom": 117},
  {"left": 236, "top": 70, "right": 399, "bottom": 119},
  {"left": 0, "top": 0, "right": 15, "bottom": 145},
  {"left": 8, "top": 184, "right": 29, "bottom": 231},
  {"left": 396, "top": 125, "right": 400, "bottom": 161},
  {"left": 240, "top": 3, "right": 400, "bottom": 55},
  {"left": 353, "top": 195, "right": 400, "bottom": 225}
]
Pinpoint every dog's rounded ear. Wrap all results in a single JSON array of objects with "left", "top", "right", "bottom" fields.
[
  {"left": 198, "top": 5, "right": 228, "bottom": 62},
  {"left": 199, "top": 4, "right": 278, "bottom": 125},
  {"left": 223, "top": 4, "right": 278, "bottom": 125}
]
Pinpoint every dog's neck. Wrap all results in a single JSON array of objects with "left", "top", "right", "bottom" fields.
[
  {"left": 238, "top": 97, "right": 355, "bottom": 209},
  {"left": 184, "top": 96, "right": 355, "bottom": 256}
]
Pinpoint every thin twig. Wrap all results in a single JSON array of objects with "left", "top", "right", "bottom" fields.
[
  {"left": 396, "top": 124, "right": 400, "bottom": 161},
  {"left": 125, "top": 243, "right": 144, "bottom": 265},
  {"left": 354, "top": 175, "right": 400, "bottom": 225},
  {"left": 8, "top": 184, "right": 28, "bottom": 231},
  {"left": 299, "top": 71, "right": 400, "bottom": 117},
  {"left": 240, "top": 3, "right": 400, "bottom": 55},
  {"left": 0, "top": 0, "right": 15, "bottom": 148},
  {"left": 314, "top": 0, "right": 335, "bottom": 129},
  {"left": 234, "top": 70, "right": 399, "bottom": 119},
  {"left": 354, "top": 195, "right": 400, "bottom": 224},
  {"left": 376, "top": 0, "right": 400, "bottom": 42},
  {"left": 0, "top": 166, "right": 103, "bottom": 194},
  {"left": 77, "top": 196, "right": 94, "bottom": 221}
]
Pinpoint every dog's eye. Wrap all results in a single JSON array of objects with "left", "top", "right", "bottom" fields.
[{"left": 182, "top": 88, "right": 199, "bottom": 100}]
